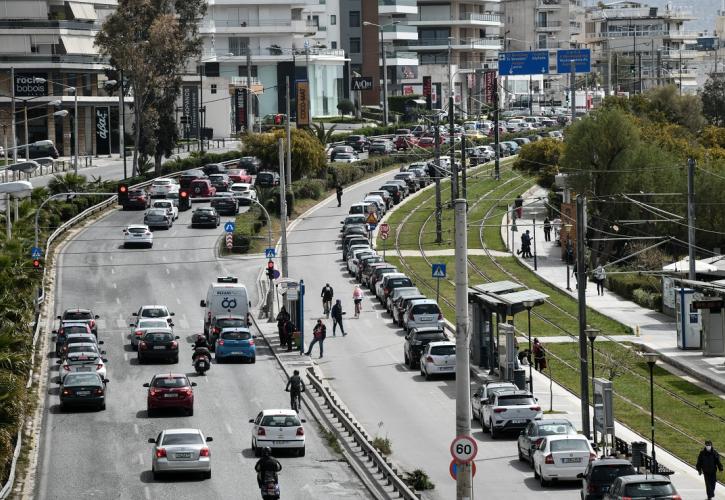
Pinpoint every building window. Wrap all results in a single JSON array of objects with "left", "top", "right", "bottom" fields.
[
  {"left": 229, "top": 37, "right": 249, "bottom": 56},
  {"left": 331, "top": 14, "right": 336, "bottom": 26},
  {"left": 238, "top": 65, "right": 258, "bottom": 78},
  {"left": 210, "top": 84, "right": 217, "bottom": 94},
  {"left": 349, "top": 11, "right": 360, "bottom": 28},
  {"left": 331, "top": 41, "right": 337, "bottom": 49},
  {"left": 350, "top": 38, "right": 361, "bottom": 53}
]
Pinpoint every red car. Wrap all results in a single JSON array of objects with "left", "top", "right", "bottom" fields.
[
  {"left": 123, "top": 189, "right": 150, "bottom": 210},
  {"left": 417, "top": 137, "right": 436, "bottom": 149},
  {"left": 189, "top": 179, "right": 217, "bottom": 198},
  {"left": 227, "top": 169, "right": 253, "bottom": 184},
  {"left": 394, "top": 134, "right": 418, "bottom": 150},
  {"left": 143, "top": 373, "right": 196, "bottom": 416}
]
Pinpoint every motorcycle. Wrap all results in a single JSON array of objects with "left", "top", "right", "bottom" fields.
[
  {"left": 193, "top": 347, "right": 211, "bottom": 375},
  {"left": 260, "top": 474, "right": 280, "bottom": 500}
]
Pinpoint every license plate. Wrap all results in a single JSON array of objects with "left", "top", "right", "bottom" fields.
[
  {"left": 76, "top": 390, "right": 90, "bottom": 396},
  {"left": 163, "top": 393, "right": 178, "bottom": 398},
  {"left": 561, "top": 457, "right": 582, "bottom": 463},
  {"left": 174, "top": 452, "right": 191, "bottom": 459},
  {"left": 134, "top": 234, "right": 143, "bottom": 237},
  {"left": 77, "top": 367, "right": 92, "bottom": 372},
  {"left": 511, "top": 419, "right": 526, "bottom": 424},
  {"left": 153, "top": 345, "right": 166, "bottom": 350},
  {"left": 272, "top": 441, "right": 287, "bottom": 445},
  {"left": 420, "top": 316, "right": 434, "bottom": 322},
  {"left": 440, "top": 366, "right": 454, "bottom": 371}
]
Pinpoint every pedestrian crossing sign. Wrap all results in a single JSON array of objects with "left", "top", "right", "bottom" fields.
[{"left": 432, "top": 263, "right": 447, "bottom": 278}]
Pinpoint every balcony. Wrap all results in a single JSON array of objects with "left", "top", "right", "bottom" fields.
[
  {"left": 589, "top": 6, "right": 695, "bottom": 21},
  {"left": 537, "top": 0, "right": 562, "bottom": 10},
  {"left": 199, "top": 18, "right": 310, "bottom": 35},
  {"left": 410, "top": 12, "right": 502, "bottom": 27},
  {"left": 378, "top": 0, "right": 418, "bottom": 15},
  {"left": 409, "top": 37, "right": 502, "bottom": 51},
  {"left": 587, "top": 30, "right": 699, "bottom": 41},
  {"left": 380, "top": 50, "right": 418, "bottom": 66},
  {"left": 381, "top": 24, "right": 418, "bottom": 42},
  {"left": 0, "top": 19, "right": 101, "bottom": 31},
  {"left": 660, "top": 49, "right": 700, "bottom": 60},
  {"left": 535, "top": 20, "right": 562, "bottom": 31}
]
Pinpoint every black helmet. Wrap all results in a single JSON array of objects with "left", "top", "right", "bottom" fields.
[{"left": 261, "top": 446, "right": 272, "bottom": 457}]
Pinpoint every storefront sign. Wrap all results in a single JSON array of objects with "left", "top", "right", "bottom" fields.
[
  {"left": 484, "top": 70, "right": 497, "bottom": 106},
  {"left": 234, "top": 88, "right": 247, "bottom": 132},
  {"left": 182, "top": 85, "right": 199, "bottom": 137},
  {"left": 15, "top": 73, "right": 47, "bottom": 97},
  {"left": 422, "top": 76, "right": 432, "bottom": 110},
  {"left": 95, "top": 106, "right": 110, "bottom": 155},
  {"left": 296, "top": 80, "right": 309, "bottom": 127}
]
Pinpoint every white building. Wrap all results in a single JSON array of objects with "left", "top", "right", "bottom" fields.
[{"left": 187, "top": 1, "right": 346, "bottom": 138}]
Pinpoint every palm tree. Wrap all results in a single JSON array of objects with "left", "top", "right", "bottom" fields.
[
  {"left": 307, "top": 122, "right": 338, "bottom": 147},
  {"left": 46, "top": 173, "right": 87, "bottom": 195}
]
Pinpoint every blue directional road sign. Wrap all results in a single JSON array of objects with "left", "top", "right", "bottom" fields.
[
  {"left": 556, "top": 49, "right": 591, "bottom": 74},
  {"left": 265, "top": 248, "right": 276, "bottom": 259},
  {"left": 224, "top": 221, "right": 236, "bottom": 233},
  {"left": 499, "top": 51, "right": 549, "bottom": 76},
  {"left": 30, "top": 246, "right": 42, "bottom": 259},
  {"left": 432, "top": 263, "right": 447, "bottom": 279}
]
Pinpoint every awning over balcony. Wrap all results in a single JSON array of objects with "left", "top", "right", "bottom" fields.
[
  {"left": 60, "top": 35, "right": 97, "bottom": 55},
  {"left": 0, "top": 35, "right": 30, "bottom": 54},
  {"left": 0, "top": 1, "right": 47, "bottom": 19},
  {"left": 67, "top": 2, "right": 97, "bottom": 21}
]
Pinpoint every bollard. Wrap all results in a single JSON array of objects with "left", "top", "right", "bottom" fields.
[{"left": 636, "top": 325, "right": 640, "bottom": 337}]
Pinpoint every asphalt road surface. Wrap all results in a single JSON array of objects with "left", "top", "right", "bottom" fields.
[{"left": 34, "top": 200, "right": 370, "bottom": 499}]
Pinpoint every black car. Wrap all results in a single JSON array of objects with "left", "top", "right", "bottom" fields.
[
  {"left": 580, "top": 459, "right": 637, "bottom": 500},
  {"left": 59, "top": 372, "right": 108, "bottom": 411},
  {"left": 330, "top": 145, "right": 356, "bottom": 162},
  {"left": 137, "top": 330, "right": 180, "bottom": 363},
  {"left": 255, "top": 171, "right": 280, "bottom": 188},
  {"left": 191, "top": 207, "right": 220, "bottom": 228},
  {"left": 343, "top": 225, "right": 367, "bottom": 239},
  {"left": 210, "top": 193, "right": 238, "bottom": 215},
  {"left": 403, "top": 328, "right": 447, "bottom": 369},
  {"left": 208, "top": 315, "right": 249, "bottom": 347},
  {"left": 239, "top": 156, "right": 261, "bottom": 174},
  {"left": 393, "top": 172, "right": 418, "bottom": 193},
  {"left": 345, "top": 135, "right": 370, "bottom": 152},
  {"left": 28, "top": 140, "right": 59, "bottom": 159},
  {"left": 122, "top": 189, "right": 150, "bottom": 210},
  {"left": 57, "top": 308, "right": 100, "bottom": 336},
  {"left": 202, "top": 163, "right": 227, "bottom": 176},
  {"left": 208, "top": 174, "right": 231, "bottom": 192},
  {"left": 342, "top": 235, "right": 369, "bottom": 259},
  {"left": 379, "top": 183, "right": 403, "bottom": 204},
  {"left": 179, "top": 169, "right": 206, "bottom": 189}
]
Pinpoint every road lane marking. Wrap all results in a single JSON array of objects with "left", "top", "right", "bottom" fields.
[
  {"left": 110, "top": 268, "right": 115, "bottom": 275},
  {"left": 112, "top": 282, "right": 117, "bottom": 289},
  {"left": 116, "top": 297, "right": 120, "bottom": 304},
  {"left": 176, "top": 298, "right": 181, "bottom": 304},
  {"left": 170, "top": 282, "right": 175, "bottom": 289},
  {"left": 162, "top": 255, "right": 167, "bottom": 262},
  {"left": 225, "top": 423, "right": 233, "bottom": 434},
  {"left": 124, "top": 352, "right": 128, "bottom": 361},
  {"left": 138, "top": 452, "right": 144, "bottom": 465},
  {"left": 134, "top": 424, "right": 139, "bottom": 435},
  {"left": 144, "top": 486, "right": 151, "bottom": 500}
]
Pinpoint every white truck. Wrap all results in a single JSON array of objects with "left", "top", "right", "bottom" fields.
[{"left": 200, "top": 277, "right": 251, "bottom": 335}]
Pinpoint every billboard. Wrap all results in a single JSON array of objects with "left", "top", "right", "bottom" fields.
[
  {"left": 484, "top": 70, "right": 497, "bottom": 106},
  {"left": 234, "top": 88, "right": 247, "bottom": 132},
  {"left": 396, "top": 65, "right": 418, "bottom": 80},
  {"left": 95, "top": 106, "right": 111, "bottom": 155},
  {"left": 182, "top": 85, "right": 199, "bottom": 137},
  {"left": 296, "top": 80, "right": 310, "bottom": 127}
]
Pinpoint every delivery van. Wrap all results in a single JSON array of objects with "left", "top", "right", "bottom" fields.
[{"left": 200, "top": 276, "right": 250, "bottom": 335}]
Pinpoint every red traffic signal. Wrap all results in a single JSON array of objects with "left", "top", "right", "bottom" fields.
[
  {"left": 267, "top": 260, "right": 274, "bottom": 270},
  {"left": 117, "top": 183, "right": 129, "bottom": 205},
  {"left": 266, "top": 260, "right": 275, "bottom": 280},
  {"left": 180, "top": 190, "right": 188, "bottom": 199},
  {"left": 32, "top": 259, "right": 42, "bottom": 270}
]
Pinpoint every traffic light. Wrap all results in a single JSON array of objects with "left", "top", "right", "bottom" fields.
[
  {"left": 32, "top": 259, "right": 42, "bottom": 270},
  {"left": 117, "top": 183, "right": 128, "bottom": 205},
  {"left": 178, "top": 189, "right": 190, "bottom": 211},
  {"left": 273, "top": 114, "right": 282, "bottom": 125},
  {"left": 266, "top": 260, "right": 275, "bottom": 280}
]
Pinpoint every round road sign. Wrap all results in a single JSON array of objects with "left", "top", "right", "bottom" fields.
[
  {"left": 380, "top": 223, "right": 390, "bottom": 235},
  {"left": 449, "top": 460, "right": 477, "bottom": 480},
  {"left": 380, "top": 232, "right": 388, "bottom": 240},
  {"left": 450, "top": 435, "right": 477, "bottom": 463}
]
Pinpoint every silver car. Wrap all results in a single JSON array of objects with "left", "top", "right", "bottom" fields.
[
  {"left": 143, "top": 208, "right": 173, "bottom": 230},
  {"left": 130, "top": 318, "right": 173, "bottom": 349},
  {"left": 149, "top": 428, "right": 213, "bottom": 479}
]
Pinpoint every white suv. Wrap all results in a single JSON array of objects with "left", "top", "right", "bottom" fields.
[
  {"left": 151, "top": 199, "right": 178, "bottom": 220},
  {"left": 481, "top": 389, "right": 542, "bottom": 439}
]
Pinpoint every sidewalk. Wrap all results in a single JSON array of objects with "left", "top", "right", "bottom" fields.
[{"left": 502, "top": 186, "right": 725, "bottom": 394}]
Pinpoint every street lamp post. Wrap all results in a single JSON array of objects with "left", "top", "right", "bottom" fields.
[
  {"left": 522, "top": 300, "right": 536, "bottom": 393},
  {"left": 586, "top": 327, "right": 600, "bottom": 450},
  {"left": 363, "top": 21, "right": 399, "bottom": 127},
  {"left": 643, "top": 352, "right": 659, "bottom": 472},
  {"left": 0, "top": 180, "right": 32, "bottom": 239},
  {"left": 104, "top": 77, "right": 126, "bottom": 179},
  {"left": 34, "top": 78, "right": 78, "bottom": 174}
]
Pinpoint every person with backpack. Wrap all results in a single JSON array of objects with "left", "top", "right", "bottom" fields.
[
  {"left": 285, "top": 369, "right": 306, "bottom": 411},
  {"left": 320, "top": 283, "right": 334, "bottom": 317},
  {"left": 305, "top": 319, "right": 327, "bottom": 358},
  {"left": 330, "top": 299, "right": 346, "bottom": 336},
  {"left": 533, "top": 338, "right": 547, "bottom": 372}
]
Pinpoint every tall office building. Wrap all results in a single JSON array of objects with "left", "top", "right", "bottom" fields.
[{"left": 0, "top": 1, "right": 122, "bottom": 157}]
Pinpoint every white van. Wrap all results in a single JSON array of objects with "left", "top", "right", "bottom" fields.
[{"left": 200, "top": 277, "right": 250, "bottom": 334}]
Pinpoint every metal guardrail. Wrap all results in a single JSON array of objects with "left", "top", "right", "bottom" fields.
[{"left": 305, "top": 367, "right": 421, "bottom": 500}]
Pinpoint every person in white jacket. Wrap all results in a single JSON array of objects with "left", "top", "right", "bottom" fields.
[{"left": 593, "top": 264, "right": 606, "bottom": 296}]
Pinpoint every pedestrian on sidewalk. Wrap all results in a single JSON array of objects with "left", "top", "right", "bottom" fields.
[
  {"left": 533, "top": 338, "right": 547, "bottom": 372},
  {"left": 321, "top": 283, "right": 334, "bottom": 317},
  {"left": 305, "top": 319, "right": 327, "bottom": 358},
  {"left": 543, "top": 217, "right": 552, "bottom": 242},
  {"left": 696, "top": 440, "right": 723, "bottom": 500},
  {"left": 276, "top": 306, "right": 290, "bottom": 345},
  {"left": 283, "top": 319, "right": 297, "bottom": 351},
  {"left": 336, "top": 185, "right": 343, "bottom": 207},
  {"left": 331, "top": 299, "right": 346, "bottom": 336},
  {"left": 523, "top": 230, "right": 533, "bottom": 258},
  {"left": 593, "top": 263, "right": 606, "bottom": 296}
]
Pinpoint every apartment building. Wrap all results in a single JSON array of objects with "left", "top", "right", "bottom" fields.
[
  {"left": 585, "top": 0, "right": 700, "bottom": 94},
  {"left": 0, "top": 0, "right": 122, "bottom": 157},
  {"left": 190, "top": 1, "right": 346, "bottom": 137}
]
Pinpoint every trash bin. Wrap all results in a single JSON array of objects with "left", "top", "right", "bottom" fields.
[
  {"left": 513, "top": 369, "right": 526, "bottom": 390},
  {"left": 631, "top": 441, "right": 647, "bottom": 468}
]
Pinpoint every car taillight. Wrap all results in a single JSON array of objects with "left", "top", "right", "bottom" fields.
[
  {"left": 213, "top": 327, "right": 220, "bottom": 334},
  {"left": 671, "top": 496, "right": 682, "bottom": 500},
  {"left": 145, "top": 231, "right": 151, "bottom": 235},
  {"left": 544, "top": 454, "right": 554, "bottom": 464},
  {"left": 149, "top": 388, "right": 157, "bottom": 397},
  {"left": 156, "top": 448, "right": 166, "bottom": 458},
  {"left": 96, "top": 363, "right": 103, "bottom": 370},
  {"left": 426, "top": 356, "right": 433, "bottom": 363},
  {"left": 493, "top": 408, "right": 507, "bottom": 413},
  {"left": 217, "top": 340, "right": 224, "bottom": 346},
  {"left": 61, "top": 389, "right": 71, "bottom": 396},
  {"left": 93, "top": 387, "right": 104, "bottom": 395},
  {"left": 530, "top": 405, "right": 541, "bottom": 411},
  {"left": 257, "top": 427, "right": 266, "bottom": 436},
  {"left": 589, "top": 453, "right": 597, "bottom": 461},
  {"left": 199, "top": 447, "right": 210, "bottom": 457},
  {"left": 248, "top": 339, "right": 254, "bottom": 346},
  {"left": 139, "top": 342, "right": 147, "bottom": 350},
  {"left": 438, "top": 313, "right": 443, "bottom": 320},
  {"left": 89, "top": 320, "right": 95, "bottom": 328},
  {"left": 296, "top": 427, "right": 304, "bottom": 436},
  {"left": 135, "top": 330, "right": 143, "bottom": 337},
  {"left": 63, "top": 365, "right": 71, "bottom": 371},
  {"left": 534, "top": 438, "right": 544, "bottom": 448},
  {"left": 171, "top": 341, "right": 178, "bottom": 348},
  {"left": 587, "top": 483, "right": 595, "bottom": 493}
]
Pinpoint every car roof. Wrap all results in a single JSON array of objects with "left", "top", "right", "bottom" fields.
[
  {"left": 615, "top": 474, "right": 672, "bottom": 484},
  {"left": 143, "top": 328, "right": 174, "bottom": 334},
  {"left": 409, "top": 298, "right": 437, "bottom": 305},
  {"left": 140, "top": 305, "right": 168, "bottom": 310},
  {"left": 495, "top": 389, "right": 532, "bottom": 397},
  {"left": 219, "top": 327, "right": 251, "bottom": 333},
  {"left": 589, "top": 458, "right": 635, "bottom": 467},
  {"left": 126, "top": 224, "right": 149, "bottom": 229},
  {"left": 162, "top": 428, "right": 203, "bottom": 435},
  {"left": 65, "top": 333, "right": 96, "bottom": 339},
  {"left": 231, "top": 183, "right": 251, "bottom": 188},
  {"left": 63, "top": 372, "right": 103, "bottom": 383},
  {"left": 152, "top": 373, "right": 188, "bottom": 378},
  {"left": 533, "top": 418, "right": 573, "bottom": 426},
  {"left": 60, "top": 321, "right": 90, "bottom": 327},
  {"left": 428, "top": 341, "right": 455, "bottom": 347},
  {"left": 63, "top": 307, "right": 91, "bottom": 313},
  {"left": 260, "top": 409, "right": 299, "bottom": 416}
]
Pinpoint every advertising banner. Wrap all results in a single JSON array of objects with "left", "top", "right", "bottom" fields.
[
  {"left": 234, "top": 88, "right": 247, "bottom": 132},
  {"left": 15, "top": 73, "right": 47, "bottom": 97},
  {"left": 422, "top": 76, "right": 432, "bottom": 110},
  {"left": 95, "top": 106, "right": 110, "bottom": 155},
  {"left": 484, "top": 70, "right": 497, "bottom": 106},
  {"left": 182, "top": 85, "right": 199, "bottom": 137},
  {"left": 296, "top": 80, "right": 310, "bottom": 127}
]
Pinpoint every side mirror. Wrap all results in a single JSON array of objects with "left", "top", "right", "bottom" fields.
[
  {"left": 248, "top": 418, "right": 255, "bottom": 423},
  {"left": 132, "top": 312, "right": 138, "bottom": 316},
  {"left": 301, "top": 418, "right": 307, "bottom": 423},
  {"left": 576, "top": 473, "right": 584, "bottom": 479},
  {"left": 170, "top": 312, "right": 175, "bottom": 316},
  {"left": 129, "top": 323, "right": 135, "bottom": 327},
  {"left": 98, "top": 341, "right": 104, "bottom": 345},
  {"left": 101, "top": 350, "right": 106, "bottom": 355},
  {"left": 143, "top": 383, "right": 150, "bottom": 387},
  {"left": 102, "top": 358, "right": 108, "bottom": 363},
  {"left": 175, "top": 336, "right": 180, "bottom": 340},
  {"left": 200, "top": 300, "right": 206, "bottom": 308},
  {"left": 191, "top": 382, "right": 197, "bottom": 387},
  {"left": 206, "top": 436, "right": 213, "bottom": 442},
  {"left": 148, "top": 438, "right": 156, "bottom": 444},
  {"left": 56, "top": 315, "right": 61, "bottom": 320},
  {"left": 94, "top": 315, "right": 100, "bottom": 319},
  {"left": 103, "top": 379, "right": 110, "bottom": 384}
]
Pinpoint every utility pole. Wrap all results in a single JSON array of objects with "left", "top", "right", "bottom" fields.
[
  {"left": 449, "top": 91, "right": 458, "bottom": 201},
  {"left": 461, "top": 130, "right": 467, "bottom": 201},
  {"left": 246, "top": 48, "right": 253, "bottom": 133},
  {"left": 199, "top": 58, "right": 204, "bottom": 153},
  {"left": 638, "top": 53, "right": 642, "bottom": 94},
  {"left": 687, "top": 158, "right": 696, "bottom": 281},
  {"left": 570, "top": 61, "right": 576, "bottom": 124},
  {"left": 285, "top": 76, "right": 292, "bottom": 187},
  {"left": 119, "top": 69, "right": 127, "bottom": 179},
  {"left": 434, "top": 116, "right": 442, "bottom": 244},
  {"left": 278, "top": 138, "right": 289, "bottom": 278},
  {"left": 493, "top": 73, "right": 500, "bottom": 180},
  {"left": 576, "top": 195, "right": 591, "bottom": 438},
  {"left": 380, "top": 29, "right": 389, "bottom": 126},
  {"left": 23, "top": 103, "right": 29, "bottom": 160},
  {"left": 453, "top": 197, "right": 472, "bottom": 499},
  {"left": 679, "top": 50, "right": 683, "bottom": 96},
  {"left": 606, "top": 48, "right": 612, "bottom": 96},
  {"left": 656, "top": 50, "right": 662, "bottom": 87},
  {"left": 614, "top": 53, "right": 619, "bottom": 93}
]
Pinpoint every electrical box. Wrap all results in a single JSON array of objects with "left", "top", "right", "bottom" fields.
[
  {"left": 675, "top": 288, "right": 702, "bottom": 349},
  {"left": 593, "top": 378, "right": 614, "bottom": 436}
]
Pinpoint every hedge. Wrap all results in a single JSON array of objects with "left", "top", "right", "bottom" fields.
[{"left": 605, "top": 271, "right": 663, "bottom": 311}]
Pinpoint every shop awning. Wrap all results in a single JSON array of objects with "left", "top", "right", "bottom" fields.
[
  {"left": 66, "top": 2, "right": 97, "bottom": 21},
  {"left": 60, "top": 35, "right": 97, "bottom": 55}
]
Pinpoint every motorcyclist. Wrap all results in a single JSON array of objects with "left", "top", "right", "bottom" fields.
[
  {"left": 255, "top": 446, "right": 282, "bottom": 489},
  {"left": 192, "top": 334, "right": 211, "bottom": 362},
  {"left": 285, "top": 369, "right": 305, "bottom": 409}
]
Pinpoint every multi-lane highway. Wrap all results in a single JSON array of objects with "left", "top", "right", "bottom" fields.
[{"left": 31, "top": 200, "right": 370, "bottom": 499}]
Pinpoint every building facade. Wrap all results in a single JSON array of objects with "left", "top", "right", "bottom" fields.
[
  {"left": 188, "top": 1, "right": 346, "bottom": 138},
  {"left": 0, "top": 0, "right": 122, "bottom": 158}
]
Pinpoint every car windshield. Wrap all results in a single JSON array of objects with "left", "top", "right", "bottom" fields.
[
  {"left": 258, "top": 173, "right": 272, "bottom": 180},
  {"left": 162, "top": 433, "right": 203, "bottom": 446},
  {"left": 498, "top": 395, "right": 535, "bottom": 406},
  {"left": 222, "top": 330, "right": 252, "bottom": 340},
  {"left": 147, "top": 209, "right": 166, "bottom": 216},
  {"left": 389, "top": 278, "right": 413, "bottom": 287},
  {"left": 138, "top": 319, "right": 168, "bottom": 329},
  {"left": 216, "top": 318, "right": 245, "bottom": 328},
  {"left": 153, "top": 202, "right": 171, "bottom": 208},
  {"left": 591, "top": 464, "right": 636, "bottom": 482},
  {"left": 338, "top": 153, "right": 353, "bottom": 159},
  {"left": 64, "top": 373, "right": 101, "bottom": 385},
  {"left": 196, "top": 208, "right": 215, "bottom": 214},
  {"left": 412, "top": 304, "right": 440, "bottom": 314},
  {"left": 66, "top": 336, "right": 94, "bottom": 344},
  {"left": 345, "top": 217, "right": 365, "bottom": 224},
  {"left": 144, "top": 332, "right": 172, "bottom": 342},
  {"left": 624, "top": 482, "right": 675, "bottom": 495},
  {"left": 415, "top": 333, "right": 446, "bottom": 341},
  {"left": 550, "top": 439, "right": 590, "bottom": 452},
  {"left": 430, "top": 345, "right": 455, "bottom": 356},
  {"left": 141, "top": 308, "right": 168, "bottom": 318},
  {"left": 537, "top": 423, "right": 574, "bottom": 436},
  {"left": 64, "top": 311, "right": 92, "bottom": 320},
  {"left": 261, "top": 415, "right": 301, "bottom": 427},
  {"left": 153, "top": 377, "right": 189, "bottom": 388},
  {"left": 128, "top": 227, "right": 147, "bottom": 234}
]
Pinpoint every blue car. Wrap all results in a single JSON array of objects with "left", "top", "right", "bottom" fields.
[{"left": 214, "top": 328, "right": 256, "bottom": 363}]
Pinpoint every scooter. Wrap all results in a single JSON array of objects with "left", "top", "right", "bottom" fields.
[
  {"left": 260, "top": 478, "right": 280, "bottom": 500},
  {"left": 193, "top": 347, "right": 211, "bottom": 375}
]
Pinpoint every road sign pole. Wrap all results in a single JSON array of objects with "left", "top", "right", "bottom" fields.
[{"left": 436, "top": 277, "right": 440, "bottom": 304}]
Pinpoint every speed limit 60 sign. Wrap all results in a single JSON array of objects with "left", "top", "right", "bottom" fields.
[{"left": 450, "top": 435, "right": 477, "bottom": 463}]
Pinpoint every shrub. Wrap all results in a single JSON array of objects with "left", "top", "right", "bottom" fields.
[
  {"left": 327, "top": 164, "right": 365, "bottom": 188},
  {"left": 632, "top": 288, "right": 663, "bottom": 311},
  {"left": 404, "top": 469, "right": 435, "bottom": 491},
  {"left": 292, "top": 179, "right": 325, "bottom": 200},
  {"left": 336, "top": 98, "right": 355, "bottom": 117},
  {"left": 372, "top": 436, "right": 392, "bottom": 455},
  {"left": 605, "top": 271, "right": 662, "bottom": 311}
]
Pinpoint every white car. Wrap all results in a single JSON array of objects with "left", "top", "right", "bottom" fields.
[
  {"left": 60, "top": 351, "right": 108, "bottom": 381},
  {"left": 123, "top": 224, "right": 153, "bottom": 248},
  {"left": 532, "top": 434, "right": 595, "bottom": 486},
  {"left": 149, "top": 428, "right": 213, "bottom": 479},
  {"left": 149, "top": 178, "right": 179, "bottom": 198},
  {"left": 334, "top": 152, "right": 359, "bottom": 163},
  {"left": 363, "top": 195, "right": 386, "bottom": 216},
  {"left": 133, "top": 305, "right": 175, "bottom": 326},
  {"left": 419, "top": 341, "right": 456, "bottom": 380},
  {"left": 130, "top": 317, "right": 173, "bottom": 349},
  {"left": 151, "top": 199, "right": 178, "bottom": 220},
  {"left": 249, "top": 409, "right": 306, "bottom": 456},
  {"left": 347, "top": 248, "right": 376, "bottom": 275},
  {"left": 375, "top": 272, "right": 406, "bottom": 302},
  {"left": 230, "top": 182, "right": 257, "bottom": 206}
]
